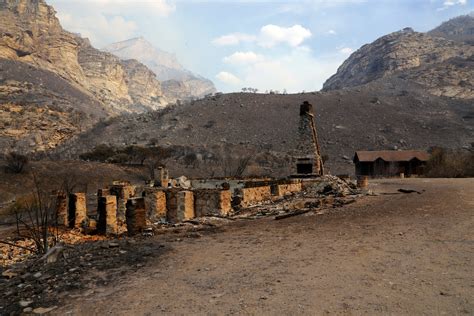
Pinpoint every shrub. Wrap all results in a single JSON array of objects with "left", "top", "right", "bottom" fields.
[
  {"left": 183, "top": 153, "right": 198, "bottom": 168},
  {"left": 4, "top": 151, "right": 29, "bottom": 173},
  {"left": 79, "top": 144, "right": 117, "bottom": 162},
  {"left": 425, "top": 147, "right": 474, "bottom": 178}
]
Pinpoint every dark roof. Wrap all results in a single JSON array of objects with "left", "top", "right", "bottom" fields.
[{"left": 354, "top": 150, "right": 430, "bottom": 162}]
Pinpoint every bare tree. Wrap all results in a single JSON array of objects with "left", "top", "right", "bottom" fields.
[
  {"left": 233, "top": 156, "right": 251, "bottom": 177},
  {"left": 1, "top": 175, "right": 60, "bottom": 255},
  {"left": 215, "top": 147, "right": 252, "bottom": 177}
]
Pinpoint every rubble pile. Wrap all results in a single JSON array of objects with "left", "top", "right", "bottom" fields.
[
  {"left": 233, "top": 175, "right": 363, "bottom": 219},
  {"left": 303, "top": 175, "right": 359, "bottom": 197}
]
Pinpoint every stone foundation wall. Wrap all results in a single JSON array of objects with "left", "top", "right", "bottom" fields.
[
  {"left": 144, "top": 189, "right": 167, "bottom": 222},
  {"left": 236, "top": 186, "right": 272, "bottom": 207},
  {"left": 271, "top": 183, "right": 302, "bottom": 197},
  {"left": 165, "top": 190, "right": 194, "bottom": 223},
  {"left": 194, "top": 189, "right": 232, "bottom": 217}
]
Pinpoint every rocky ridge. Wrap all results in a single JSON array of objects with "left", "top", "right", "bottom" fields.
[{"left": 323, "top": 26, "right": 474, "bottom": 99}]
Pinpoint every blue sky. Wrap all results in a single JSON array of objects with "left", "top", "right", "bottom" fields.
[{"left": 49, "top": 0, "right": 473, "bottom": 93}]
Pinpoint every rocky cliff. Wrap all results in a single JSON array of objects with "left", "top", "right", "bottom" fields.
[
  {"left": 0, "top": 0, "right": 167, "bottom": 153},
  {"left": 121, "top": 59, "right": 166, "bottom": 111},
  {"left": 0, "top": 0, "right": 166, "bottom": 114},
  {"left": 0, "top": 0, "right": 86, "bottom": 85},
  {"left": 323, "top": 25, "right": 474, "bottom": 99},
  {"left": 103, "top": 37, "right": 217, "bottom": 102}
]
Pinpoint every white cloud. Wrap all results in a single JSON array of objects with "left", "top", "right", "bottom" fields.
[
  {"left": 278, "top": 0, "right": 368, "bottom": 14},
  {"left": 327, "top": 29, "right": 337, "bottom": 35},
  {"left": 57, "top": 12, "right": 137, "bottom": 46},
  {"left": 51, "top": 0, "right": 175, "bottom": 46},
  {"left": 212, "top": 24, "right": 312, "bottom": 48},
  {"left": 437, "top": 0, "right": 467, "bottom": 10},
  {"left": 258, "top": 24, "right": 312, "bottom": 48},
  {"left": 223, "top": 51, "right": 264, "bottom": 65},
  {"left": 216, "top": 71, "right": 242, "bottom": 86},
  {"left": 53, "top": 0, "right": 175, "bottom": 16},
  {"left": 212, "top": 33, "right": 257, "bottom": 46},
  {"left": 218, "top": 48, "right": 345, "bottom": 93},
  {"left": 443, "top": 0, "right": 467, "bottom": 6},
  {"left": 339, "top": 47, "right": 354, "bottom": 55}
]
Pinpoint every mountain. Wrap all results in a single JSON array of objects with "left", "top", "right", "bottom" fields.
[
  {"left": 322, "top": 27, "right": 474, "bottom": 99},
  {"left": 54, "top": 14, "right": 474, "bottom": 176},
  {"left": 103, "top": 37, "right": 216, "bottom": 102},
  {"left": 0, "top": 0, "right": 166, "bottom": 153},
  {"left": 428, "top": 13, "right": 474, "bottom": 45}
]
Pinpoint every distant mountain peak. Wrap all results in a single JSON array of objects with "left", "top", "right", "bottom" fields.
[
  {"left": 103, "top": 37, "right": 216, "bottom": 101},
  {"left": 103, "top": 37, "right": 185, "bottom": 77}
]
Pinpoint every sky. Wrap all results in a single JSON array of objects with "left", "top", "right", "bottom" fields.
[{"left": 49, "top": 0, "right": 473, "bottom": 93}]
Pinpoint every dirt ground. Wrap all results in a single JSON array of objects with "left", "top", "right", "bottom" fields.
[{"left": 48, "top": 178, "right": 473, "bottom": 315}]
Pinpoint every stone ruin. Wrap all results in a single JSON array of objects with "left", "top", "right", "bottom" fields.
[
  {"left": 53, "top": 177, "right": 310, "bottom": 236},
  {"left": 52, "top": 101, "right": 332, "bottom": 236},
  {"left": 294, "top": 101, "right": 324, "bottom": 177}
]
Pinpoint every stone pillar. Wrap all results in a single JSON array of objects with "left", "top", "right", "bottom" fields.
[
  {"left": 97, "top": 188, "right": 110, "bottom": 203},
  {"left": 55, "top": 191, "right": 68, "bottom": 226},
  {"left": 97, "top": 195, "right": 118, "bottom": 235},
  {"left": 165, "top": 190, "right": 194, "bottom": 223},
  {"left": 144, "top": 189, "right": 167, "bottom": 222},
  {"left": 110, "top": 183, "right": 136, "bottom": 222},
  {"left": 177, "top": 190, "right": 194, "bottom": 221},
  {"left": 126, "top": 198, "right": 146, "bottom": 235},
  {"left": 160, "top": 168, "right": 170, "bottom": 188},
  {"left": 68, "top": 193, "right": 87, "bottom": 228}
]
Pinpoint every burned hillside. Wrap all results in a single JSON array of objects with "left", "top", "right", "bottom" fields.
[{"left": 54, "top": 77, "right": 473, "bottom": 176}]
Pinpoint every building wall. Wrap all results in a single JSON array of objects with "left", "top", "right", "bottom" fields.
[
  {"left": 271, "top": 183, "right": 302, "bottom": 197},
  {"left": 194, "top": 189, "right": 232, "bottom": 217},
  {"left": 355, "top": 160, "right": 427, "bottom": 177},
  {"left": 236, "top": 186, "right": 272, "bottom": 207},
  {"left": 165, "top": 190, "right": 194, "bottom": 223}
]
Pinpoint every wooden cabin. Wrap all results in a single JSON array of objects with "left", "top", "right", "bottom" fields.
[{"left": 353, "top": 150, "right": 430, "bottom": 177}]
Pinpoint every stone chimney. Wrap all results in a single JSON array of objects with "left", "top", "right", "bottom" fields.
[{"left": 295, "top": 101, "right": 324, "bottom": 176}]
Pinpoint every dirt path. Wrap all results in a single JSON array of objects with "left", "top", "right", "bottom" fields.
[{"left": 58, "top": 178, "right": 473, "bottom": 315}]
